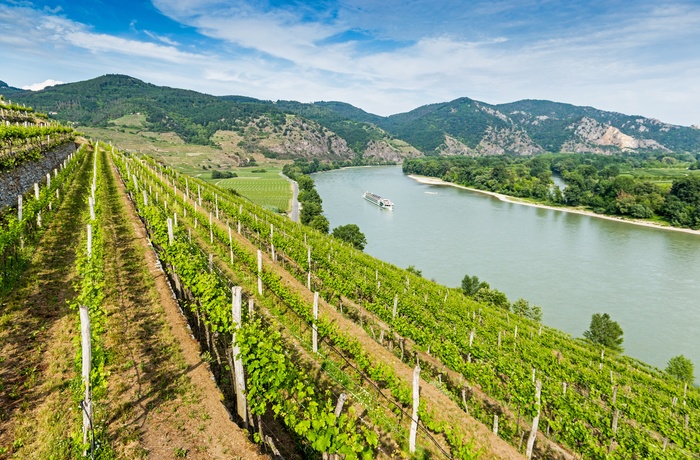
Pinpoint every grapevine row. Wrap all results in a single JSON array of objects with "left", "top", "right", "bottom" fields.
[
  {"left": 0, "top": 144, "right": 85, "bottom": 294},
  {"left": 112, "top": 152, "right": 390, "bottom": 459},
  {"left": 116, "top": 152, "right": 493, "bottom": 458},
  {"left": 151, "top": 159, "right": 699, "bottom": 459}
]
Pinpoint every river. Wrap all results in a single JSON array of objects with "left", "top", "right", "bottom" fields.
[{"left": 313, "top": 165, "right": 700, "bottom": 375}]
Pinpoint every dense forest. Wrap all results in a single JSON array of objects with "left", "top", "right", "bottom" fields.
[{"left": 403, "top": 153, "right": 700, "bottom": 229}]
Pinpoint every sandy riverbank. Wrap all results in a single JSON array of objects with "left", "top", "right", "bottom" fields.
[{"left": 408, "top": 174, "right": 700, "bottom": 236}]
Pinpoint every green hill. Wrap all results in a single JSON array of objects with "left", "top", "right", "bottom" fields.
[{"left": 8, "top": 74, "right": 700, "bottom": 158}]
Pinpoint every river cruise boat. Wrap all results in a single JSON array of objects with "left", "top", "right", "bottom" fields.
[{"left": 363, "top": 191, "right": 394, "bottom": 210}]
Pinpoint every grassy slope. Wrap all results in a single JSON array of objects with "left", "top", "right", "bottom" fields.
[{"left": 81, "top": 117, "right": 294, "bottom": 212}]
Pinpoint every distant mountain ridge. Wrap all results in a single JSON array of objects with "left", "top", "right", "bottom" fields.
[
  {"left": 4, "top": 74, "right": 699, "bottom": 161},
  {"left": 0, "top": 80, "right": 25, "bottom": 97}
]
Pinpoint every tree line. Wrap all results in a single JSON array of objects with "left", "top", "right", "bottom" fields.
[
  {"left": 283, "top": 160, "right": 367, "bottom": 249},
  {"left": 403, "top": 153, "right": 700, "bottom": 229}
]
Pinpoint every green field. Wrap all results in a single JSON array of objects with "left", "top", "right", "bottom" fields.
[
  {"left": 624, "top": 167, "right": 700, "bottom": 190},
  {"left": 82, "top": 119, "right": 294, "bottom": 213},
  {"left": 213, "top": 168, "right": 292, "bottom": 213},
  {"left": 628, "top": 167, "right": 700, "bottom": 180}
]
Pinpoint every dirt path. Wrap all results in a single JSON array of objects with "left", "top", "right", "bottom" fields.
[
  {"left": 100, "top": 151, "right": 266, "bottom": 459},
  {"left": 0, "top": 150, "right": 90, "bottom": 458}
]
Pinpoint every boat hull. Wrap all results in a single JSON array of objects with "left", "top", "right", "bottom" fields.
[{"left": 363, "top": 192, "right": 394, "bottom": 210}]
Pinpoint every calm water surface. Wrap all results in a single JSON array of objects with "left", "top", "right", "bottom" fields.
[{"left": 313, "top": 166, "right": 700, "bottom": 373}]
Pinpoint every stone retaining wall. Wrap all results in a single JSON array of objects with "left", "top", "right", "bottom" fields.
[{"left": 0, "top": 141, "right": 77, "bottom": 209}]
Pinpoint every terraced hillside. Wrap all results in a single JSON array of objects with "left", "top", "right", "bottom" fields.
[
  {"left": 110, "top": 149, "right": 699, "bottom": 458},
  {"left": 1, "top": 104, "right": 699, "bottom": 459}
]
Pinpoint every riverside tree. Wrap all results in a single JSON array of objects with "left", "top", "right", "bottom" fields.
[
  {"left": 461, "top": 274, "right": 488, "bottom": 296},
  {"left": 666, "top": 355, "right": 694, "bottom": 384},
  {"left": 584, "top": 313, "right": 624, "bottom": 352},
  {"left": 512, "top": 298, "right": 543, "bottom": 322},
  {"left": 331, "top": 224, "right": 367, "bottom": 250}
]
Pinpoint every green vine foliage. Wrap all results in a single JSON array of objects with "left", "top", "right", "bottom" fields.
[
  {"left": 0, "top": 125, "right": 75, "bottom": 171},
  {"left": 117, "top": 153, "right": 511, "bottom": 459},
  {"left": 156, "top": 159, "right": 699, "bottom": 458},
  {"left": 0, "top": 144, "right": 85, "bottom": 294},
  {"left": 113, "top": 153, "right": 381, "bottom": 458}
]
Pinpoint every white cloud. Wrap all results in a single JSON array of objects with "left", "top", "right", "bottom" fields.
[
  {"left": 22, "top": 79, "right": 64, "bottom": 91},
  {"left": 144, "top": 30, "right": 180, "bottom": 46},
  {"left": 1, "top": 1, "right": 699, "bottom": 126},
  {"left": 64, "top": 31, "right": 200, "bottom": 63},
  {"left": 0, "top": 4, "right": 206, "bottom": 64}
]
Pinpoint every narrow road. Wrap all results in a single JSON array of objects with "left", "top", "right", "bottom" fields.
[{"left": 280, "top": 171, "right": 299, "bottom": 222}]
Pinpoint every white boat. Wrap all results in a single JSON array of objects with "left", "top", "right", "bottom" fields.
[{"left": 363, "top": 191, "right": 394, "bottom": 210}]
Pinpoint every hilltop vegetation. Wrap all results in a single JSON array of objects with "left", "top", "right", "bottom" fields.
[{"left": 7, "top": 75, "right": 699, "bottom": 167}]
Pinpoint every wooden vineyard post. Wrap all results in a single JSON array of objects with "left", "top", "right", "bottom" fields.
[
  {"left": 17, "top": 195, "right": 22, "bottom": 221},
  {"left": 393, "top": 294, "right": 398, "bottom": 320},
  {"left": 87, "top": 225, "right": 92, "bottom": 258},
  {"left": 469, "top": 329, "right": 475, "bottom": 347},
  {"left": 231, "top": 287, "right": 248, "bottom": 425},
  {"left": 167, "top": 218, "right": 174, "bottom": 246},
  {"left": 34, "top": 182, "right": 39, "bottom": 200},
  {"left": 334, "top": 393, "right": 347, "bottom": 417},
  {"left": 198, "top": 184, "right": 202, "bottom": 206},
  {"left": 89, "top": 197, "right": 95, "bottom": 221},
  {"left": 493, "top": 414, "right": 499, "bottom": 435},
  {"left": 215, "top": 194, "right": 219, "bottom": 219},
  {"left": 142, "top": 190, "right": 148, "bottom": 207},
  {"left": 228, "top": 226, "right": 234, "bottom": 263},
  {"left": 257, "top": 250, "right": 263, "bottom": 295},
  {"left": 47, "top": 172, "right": 51, "bottom": 188},
  {"left": 409, "top": 364, "right": 420, "bottom": 453},
  {"left": 313, "top": 292, "right": 319, "bottom": 353},
  {"left": 525, "top": 380, "right": 542, "bottom": 459},
  {"left": 209, "top": 212, "right": 213, "bottom": 244},
  {"left": 307, "top": 246, "right": 312, "bottom": 290},
  {"left": 79, "top": 305, "right": 92, "bottom": 448},
  {"left": 270, "top": 224, "right": 275, "bottom": 262}
]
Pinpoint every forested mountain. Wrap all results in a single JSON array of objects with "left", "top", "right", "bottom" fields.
[
  {"left": 7, "top": 75, "right": 282, "bottom": 145},
  {"left": 0, "top": 80, "right": 25, "bottom": 97},
  {"left": 5, "top": 74, "right": 700, "bottom": 160}
]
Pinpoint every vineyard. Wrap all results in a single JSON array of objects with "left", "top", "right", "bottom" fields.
[{"left": 0, "top": 104, "right": 699, "bottom": 459}]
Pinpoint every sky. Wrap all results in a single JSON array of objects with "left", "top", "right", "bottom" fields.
[{"left": 1, "top": 0, "right": 699, "bottom": 126}]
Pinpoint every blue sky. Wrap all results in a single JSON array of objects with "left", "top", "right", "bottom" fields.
[{"left": 1, "top": 0, "right": 699, "bottom": 126}]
